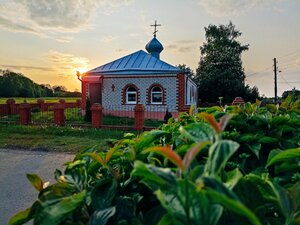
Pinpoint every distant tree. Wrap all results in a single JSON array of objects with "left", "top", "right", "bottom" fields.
[
  {"left": 0, "top": 70, "right": 80, "bottom": 98},
  {"left": 243, "top": 85, "right": 260, "bottom": 102},
  {"left": 40, "top": 84, "right": 54, "bottom": 97},
  {"left": 177, "top": 64, "right": 195, "bottom": 79},
  {"left": 282, "top": 88, "right": 300, "bottom": 101},
  {"left": 0, "top": 70, "right": 54, "bottom": 98},
  {"left": 53, "top": 85, "right": 67, "bottom": 93},
  {"left": 195, "top": 22, "right": 258, "bottom": 103}
]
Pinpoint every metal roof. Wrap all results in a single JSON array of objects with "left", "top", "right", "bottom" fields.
[{"left": 86, "top": 50, "right": 180, "bottom": 76}]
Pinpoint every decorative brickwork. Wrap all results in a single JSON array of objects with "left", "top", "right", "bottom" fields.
[
  {"left": 53, "top": 103, "right": 65, "bottom": 125},
  {"left": 6, "top": 98, "right": 16, "bottom": 115},
  {"left": 37, "top": 99, "right": 47, "bottom": 112},
  {"left": 19, "top": 103, "right": 31, "bottom": 125},
  {"left": 81, "top": 81, "right": 87, "bottom": 109},
  {"left": 102, "top": 75, "right": 177, "bottom": 112},
  {"left": 91, "top": 103, "right": 103, "bottom": 128},
  {"left": 176, "top": 73, "right": 186, "bottom": 112},
  {"left": 134, "top": 104, "right": 145, "bottom": 131}
]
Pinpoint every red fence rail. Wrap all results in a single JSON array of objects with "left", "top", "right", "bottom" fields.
[{"left": 0, "top": 99, "right": 195, "bottom": 130}]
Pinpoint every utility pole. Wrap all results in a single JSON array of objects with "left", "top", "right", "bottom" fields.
[{"left": 273, "top": 58, "right": 278, "bottom": 103}]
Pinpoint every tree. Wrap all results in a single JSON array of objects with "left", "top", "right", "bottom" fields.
[
  {"left": 177, "top": 64, "right": 195, "bottom": 79},
  {"left": 195, "top": 22, "right": 257, "bottom": 103},
  {"left": 53, "top": 85, "right": 67, "bottom": 93},
  {"left": 282, "top": 88, "right": 300, "bottom": 101}
]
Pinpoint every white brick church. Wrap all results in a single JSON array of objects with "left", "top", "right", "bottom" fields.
[{"left": 81, "top": 26, "right": 197, "bottom": 119}]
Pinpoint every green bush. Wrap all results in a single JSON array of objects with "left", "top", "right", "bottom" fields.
[{"left": 10, "top": 100, "right": 300, "bottom": 225}]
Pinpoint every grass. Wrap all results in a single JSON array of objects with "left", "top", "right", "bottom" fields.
[
  {"left": 0, "top": 97, "right": 80, "bottom": 104},
  {"left": 0, "top": 124, "right": 131, "bottom": 153}
]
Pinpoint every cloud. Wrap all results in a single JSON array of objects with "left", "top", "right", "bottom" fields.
[
  {"left": 198, "top": 0, "right": 267, "bottom": 17},
  {"left": 166, "top": 40, "right": 199, "bottom": 53},
  {"left": 100, "top": 35, "right": 118, "bottom": 43},
  {"left": 45, "top": 50, "right": 91, "bottom": 74},
  {"left": 115, "top": 49, "right": 128, "bottom": 53},
  {"left": 0, "top": 64, "right": 54, "bottom": 71},
  {"left": 0, "top": 16, "right": 39, "bottom": 34},
  {"left": 0, "top": 0, "right": 134, "bottom": 40}
]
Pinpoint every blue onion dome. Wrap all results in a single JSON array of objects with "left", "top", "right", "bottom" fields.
[{"left": 145, "top": 37, "right": 164, "bottom": 59}]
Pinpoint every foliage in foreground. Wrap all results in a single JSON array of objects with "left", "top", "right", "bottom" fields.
[{"left": 10, "top": 99, "right": 300, "bottom": 225}]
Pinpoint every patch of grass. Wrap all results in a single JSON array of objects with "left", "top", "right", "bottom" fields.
[
  {"left": 0, "top": 97, "right": 80, "bottom": 104},
  {"left": 0, "top": 124, "right": 131, "bottom": 153}
]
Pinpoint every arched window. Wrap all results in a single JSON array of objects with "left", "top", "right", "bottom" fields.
[
  {"left": 126, "top": 86, "right": 137, "bottom": 104},
  {"left": 151, "top": 86, "right": 163, "bottom": 104}
]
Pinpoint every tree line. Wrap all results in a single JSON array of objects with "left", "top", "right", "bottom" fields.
[{"left": 0, "top": 70, "right": 80, "bottom": 98}]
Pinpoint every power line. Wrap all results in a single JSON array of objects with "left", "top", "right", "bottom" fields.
[
  {"left": 279, "top": 72, "right": 293, "bottom": 88},
  {"left": 246, "top": 66, "right": 272, "bottom": 77},
  {"left": 278, "top": 61, "right": 299, "bottom": 67},
  {"left": 277, "top": 50, "right": 300, "bottom": 59},
  {"left": 279, "top": 81, "right": 300, "bottom": 83}
]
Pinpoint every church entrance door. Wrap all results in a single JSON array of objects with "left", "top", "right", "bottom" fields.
[{"left": 89, "top": 83, "right": 101, "bottom": 104}]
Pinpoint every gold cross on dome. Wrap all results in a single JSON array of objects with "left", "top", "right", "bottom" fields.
[{"left": 150, "top": 20, "right": 161, "bottom": 37}]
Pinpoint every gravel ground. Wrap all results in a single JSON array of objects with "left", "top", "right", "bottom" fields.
[{"left": 0, "top": 149, "right": 74, "bottom": 225}]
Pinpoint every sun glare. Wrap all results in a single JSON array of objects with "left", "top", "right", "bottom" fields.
[{"left": 77, "top": 67, "right": 87, "bottom": 74}]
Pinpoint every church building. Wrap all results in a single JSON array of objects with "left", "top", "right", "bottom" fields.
[{"left": 81, "top": 23, "right": 197, "bottom": 119}]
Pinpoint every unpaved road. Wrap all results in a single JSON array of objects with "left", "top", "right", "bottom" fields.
[{"left": 0, "top": 149, "right": 74, "bottom": 225}]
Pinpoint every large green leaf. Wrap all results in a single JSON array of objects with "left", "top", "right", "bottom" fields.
[
  {"left": 90, "top": 207, "right": 116, "bottom": 225},
  {"left": 224, "top": 168, "right": 243, "bottom": 189},
  {"left": 206, "top": 188, "right": 262, "bottom": 225},
  {"left": 158, "top": 214, "right": 173, "bottom": 225},
  {"left": 38, "top": 182, "right": 77, "bottom": 205},
  {"left": 179, "top": 122, "right": 216, "bottom": 143},
  {"left": 203, "top": 177, "right": 239, "bottom": 201},
  {"left": 204, "top": 140, "right": 239, "bottom": 176},
  {"left": 135, "top": 130, "right": 170, "bottom": 152},
  {"left": 144, "top": 205, "right": 166, "bottom": 225},
  {"left": 246, "top": 143, "right": 261, "bottom": 159},
  {"left": 115, "top": 196, "right": 137, "bottom": 224},
  {"left": 26, "top": 174, "right": 44, "bottom": 192},
  {"left": 156, "top": 180, "right": 223, "bottom": 225},
  {"left": 267, "top": 148, "right": 300, "bottom": 167},
  {"left": 131, "top": 161, "right": 176, "bottom": 190},
  {"left": 91, "top": 179, "right": 117, "bottom": 210},
  {"left": 9, "top": 208, "right": 32, "bottom": 225},
  {"left": 34, "top": 190, "right": 86, "bottom": 225},
  {"left": 258, "top": 136, "right": 278, "bottom": 144},
  {"left": 233, "top": 174, "right": 286, "bottom": 224}
]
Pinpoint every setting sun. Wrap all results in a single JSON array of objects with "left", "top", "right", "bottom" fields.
[{"left": 76, "top": 67, "right": 88, "bottom": 74}]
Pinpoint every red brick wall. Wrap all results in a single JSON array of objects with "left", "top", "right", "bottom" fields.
[
  {"left": 176, "top": 73, "right": 186, "bottom": 111},
  {"left": 81, "top": 81, "right": 87, "bottom": 109}
]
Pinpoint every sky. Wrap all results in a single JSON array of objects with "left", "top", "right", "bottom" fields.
[{"left": 0, "top": 0, "right": 299, "bottom": 97}]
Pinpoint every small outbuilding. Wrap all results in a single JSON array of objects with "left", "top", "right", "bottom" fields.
[{"left": 81, "top": 31, "right": 197, "bottom": 119}]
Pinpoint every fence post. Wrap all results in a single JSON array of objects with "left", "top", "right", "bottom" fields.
[
  {"left": 6, "top": 98, "right": 16, "bottom": 115},
  {"left": 37, "top": 99, "right": 46, "bottom": 111},
  {"left": 59, "top": 99, "right": 66, "bottom": 107},
  {"left": 19, "top": 103, "right": 31, "bottom": 125},
  {"left": 91, "top": 103, "right": 102, "bottom": 128},
  {"left": 76, "top": 99, "right": 82, "bottom": 108},
  {"left": 134, "top": 104, "right": 145, "bottom": 131},
  {"left": 53, "top": 103, "right": 65, "bottom": 125}
]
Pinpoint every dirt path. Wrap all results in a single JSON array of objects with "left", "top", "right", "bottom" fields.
[{"left": 0, "top": 149, "right": 74, "bottom": 225}]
